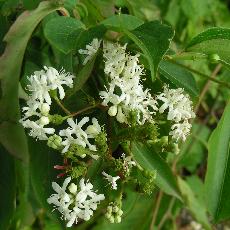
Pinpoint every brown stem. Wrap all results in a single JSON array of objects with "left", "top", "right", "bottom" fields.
[
  {"left": 195, "top": 64, "right": 222, "bottom": 113},
  {"left": 54, "top": 97, "right": 71, "bottom": 115},
  {"left": 150, "top": 191, "right": 163, "bottom": 230}
]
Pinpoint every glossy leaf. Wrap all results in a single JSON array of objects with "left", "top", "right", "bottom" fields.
[
  {"left": 159, "top": 60, "right": 199, "bottom": 97},
  {"left": 44, "top": 16, "right": 85, "bottom": 54},
  {"left": 132, "top": 142, "right": 181, "bottom": 199},
  {"left": 186, "top": 27, "right": 230, "bottom": 64},
  {"left": 0, "top": 1, "right": 62, "bottom": 161},
  {"left": 125, "top": 21, "right": 174, "bottom": 80},
  {"left": 101, "top": 14, "right": 144, "bottom": 31},
  {"left": 204, "top": 101, "right": 230, "bottom": 222}
]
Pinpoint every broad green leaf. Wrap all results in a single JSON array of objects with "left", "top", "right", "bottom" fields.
[
  {"left": 0, "top": 145, "right": 16, "bottom": 229},
  {"left": 124, "top": 21, "right": 174, "bottom": 80},
  {"left": 44, "top": 16, "right": 85, "bottom": 54},
  {"left": 178, "top": 178, "right": 211, "bottom": 230},
  {"left": 159, "top": 60, "right": 199, "bottom": 97},
  {"left": 186, "top": 27, "right": 230, "bottom": 64},
  {"left": 101, "top": 14, "right": 144, "bottom": 31},
  {"left": 0, "top": 1, "right": 62, "bottom": 161},
  {"left": 29, "top": 138, "right": 63, "bottom": 225},
  {"left": 204, "top": 101, "right": 230, "bottom": 222},
  {"left": 132, "top": 142, "right": 181, "bottom": 199}
]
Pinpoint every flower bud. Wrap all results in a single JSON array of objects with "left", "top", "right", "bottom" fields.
[
  {"left": 68, "top": 183, "right": 78, "bottom": 194},
  {"left": 117, "top": 209, "right": 123, "bottom": 216},
  {"left": 40, "top": 103, "right": 50, "bottom": 115},
  {"left": 113, "top": 206, "right": 119, "bottom": 213},
  {"left": 115, "top": 215, "right": 121, "bottom": 223},
  {"left": 107, "top": 205, "right": 113, "bottom": 213},
  {"left": 40, "top": 116, "right": 49, "bottom": 125},
  {"left": 116, "top": 107, "right": 126, "bottom": 123},
  {"left": 208, "top": 53, "right": 220, "bottom": 63},
  {"left": 86, "top": 125, "right": 99, "bottom": 135},
  {"left": 108, "top": 105, "right": 117, "bottom": 117}
]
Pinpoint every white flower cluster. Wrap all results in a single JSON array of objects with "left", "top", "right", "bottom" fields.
[
  {"left": 100, "top": 42, "right": 158, "bottom": 125},
  {"left": 47, "top": 177, "right": 105, "bottom": 227},
  {"left": 157, "top": 85, "right": 195, "bottom": 141},
  {"left": 78, "top": 38, "right": 101, "bottom": 65},
  {"left": 121, "top": 153, "right": 136, "bottom": 174},
  {"left": 59, "top": 117, "right": 102, "bottom": 158},
  {"left": 20, "top": 67, "right": 74, "bottom": 140}
]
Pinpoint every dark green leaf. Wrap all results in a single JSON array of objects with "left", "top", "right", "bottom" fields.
[
  {"left": 159, "top": 60, "right": 199, "bottom": 97},
  {"left": 125, "top": 21, "right": 174, "bottom": 80},
  {"left": 204, "top": 101, "right": 230, "bottom": 222},
  {"left": 132, "top": 142, "right": 181, "bottom": 199},
  {"left": 29, "top": 138, "right": 63, "bottom": 225},
  {"left": 0, "top": 1, "right": 62, "bottom": 161},
  {"left": 0, "top": 145, "right": 16, "bottom": 229},
  {"left": 44, "top": 16, "right": 85, "bottom": 54},
  {"left": 101, "top": 14, "right": 144, "bottom": 31},
  {"left": 186, "top": 27, "right": 230, "bottom": 64}
]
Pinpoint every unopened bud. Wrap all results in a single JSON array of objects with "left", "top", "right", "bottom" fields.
[
  {"left": 208, "top": 53, "right": 220, "bottom": 63},
  {"left": 86, "top": 125, "right": 99, "bottom": 135},
  {"left": 68, "top": 183, "right": 77, "bottom": 194},
  {"left": 115, "top": 216, "right": 121, "bottom": 223},
  {"left": 108, "top": 105, "right": 118, "bottom": 117},
  {"left": 116, "top": 107, "right": 126, "bottom": 123},
  {"left": 40, "top": 103, "right": 50, "bottom": 115},
  {"left": 40, "top": 116, "right": 49, "bottom": 125}
]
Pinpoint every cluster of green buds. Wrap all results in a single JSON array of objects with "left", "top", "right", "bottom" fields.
[
  {"left": 47, "top": 134, "right": 62, "bottom": 150},
  {"left": 105, "top": 202, "right": 123, "bottom": 223}
]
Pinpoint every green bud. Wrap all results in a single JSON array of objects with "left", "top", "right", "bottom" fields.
[
  {"left": 49, "top": 114, "right": 65, "bottom": 125},
  {"left": 109, "top": 216, "right": 115, "bottom": 223},
  {"left": 115, "top": 215, "right": 121, "bottom": 223},
  {"left": 47, "top": 135, "right": 62, "bottom": 150},
  {"left": 208, "top": 54, "right": 220, "bottom": 63}
]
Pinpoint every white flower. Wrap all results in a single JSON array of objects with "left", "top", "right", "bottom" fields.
[
  {"left": 47, "top": 177, "right": 72, "bottom": 212},
  {"left": 157, "top": 85, "right": 195, "bottom": 122},
  {"left": 27, "top": 66, "right": 74, "bottom": 104},
  {"left": 102, "top": 171, "right": 120, "bottom": 190},
  {"left": 44, "top": 66, "right": 74, "bottom": 100},
  {"left": 20, "top": 119, "right": 55, "bottom": 140},
  {"left": 59, "top": 117, "right": 102, "bottom": 154},
  {"left": 79, "top": 38, "right": 101, "bottom": 65},
  {"left": 169, "top": 120, "right": 192, "bottom": 142},
  {"left": 100, "top": 42, "right": 158, "bottom": 125},
  {"left": 48, "top": 177, "right": 105, "bottom": 228}
]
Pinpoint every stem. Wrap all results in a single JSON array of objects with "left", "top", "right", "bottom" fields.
[
  {"left": 150, "top": 191, "right": 163, "bottom": 230},
  {"left": 54, "top": 97, "right": 71, "bottom": 115},
  {"left": 158, "top": 198, "right": 176, "bottom": 229},
  {"left": 195, "top": 64, "right": 222, "bottom": 112},
  {"left": 168, "top": 60, "right": 230, "bottom": 89}
]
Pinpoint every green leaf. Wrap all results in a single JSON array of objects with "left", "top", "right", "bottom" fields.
[
  {"left": 204, "top": 101, "right": 230, "bottom": 222},
  {"left": 44, "top": 16, "right": 85, "bottom": 54},
  {"left": 124, "top": 21, "right": 174, "bottom": 80},
  {"left": 159, "top": 60, "right": 199, "bottom": 97},
  {"left": 132, "top": 142, "right": 181, "bottom": 199},
  {"left": 29, "top": 138, "right": 63, "bottom": 225},
  {"left": 0, "top": 1, "right": 61, "bottom": 161},
  {"left": 101, "top": 14, "right": 144, "bottom": 31},
  {"left": 0, "top": 145, "right": 16, "bottom": 229},
  {"left": 66, "top": 56, "right": 97, "bottom": 99},
  {"left": 186, "top": 27, "right": 230, "bottom": 64},
  {"left": 178, "top": 178, "right": 211, "bottom": 230}
]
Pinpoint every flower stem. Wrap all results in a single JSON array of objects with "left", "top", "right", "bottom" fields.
[
  {"left": 54, "top": 97, "right": 71, "bottom": 115},
  {"left": 167, "top": 59, "right": 230, "bottom": 89}
]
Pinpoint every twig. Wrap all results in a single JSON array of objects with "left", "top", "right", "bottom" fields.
[
  {"left": 195, "top": 64, "right": 222, "bottom": 113},
  {"left": 158, "top": 197, "right": 176, "bottom": 229},
  {"left": 54, "top": 97, "right": 71, "bottom": 115},
  {"left": 150, "top": 191, "right": 163, "bottom": 230},
  {"left": 167, "top": 60, "right": 229, "bottom": 89}
]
